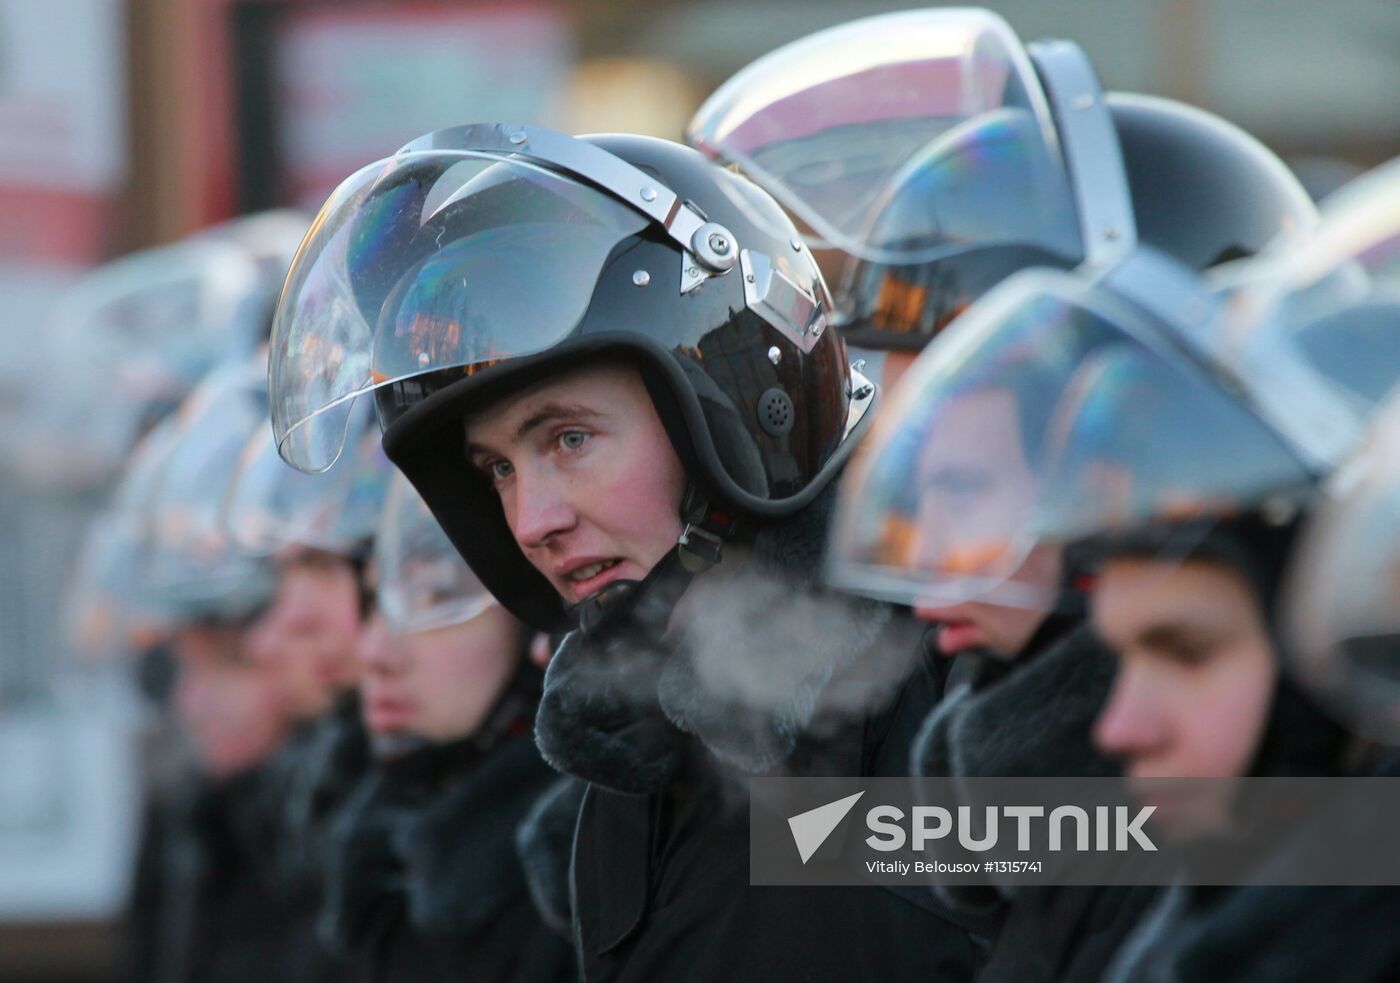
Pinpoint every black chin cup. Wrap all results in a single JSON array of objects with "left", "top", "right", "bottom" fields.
[
  {"left": 572, "top": 577, "right": 646, "bottom": 637},
  {"left": 567, "top": 544, "right": 700, "bottom": 641}
]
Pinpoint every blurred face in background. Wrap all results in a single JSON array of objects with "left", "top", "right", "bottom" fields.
[
  {"left": 172, "top": 621, "right": 289, "bottom": 778},
  {"left": 246, "top": 546, "right": 363, "bottom": 719},
  {"left": 1092, "top": 555, "right": 1277, "bottom": 836},
  {"left": 908, "top": 387, "right": 1060, "bottom": 657},
  {"left": 357, "top": 601, "right": 520, "bottom": 743}
]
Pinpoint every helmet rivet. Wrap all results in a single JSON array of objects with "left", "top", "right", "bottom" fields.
[
  {"left": 508, "top": 131, "right": 528, "bottom": 145},
  {"left": 690, "top": 222, "right": 739, "bottom": 272},
  {"left": 1074, "top": 93, "right": 1096, "bottom": 110},
  {"left": 688, "top": 266, "right": 699, "bottom": 277},
  {"left": 746, "top": 273, "right": 756, "bottom": 283},
  {"left": 790, "top": 238, "right": 802, "bottom": 251},
  {"left": 640, "top": 186, "right": 658, "bottom": 202},
  {"left": 1103, "top": 226, "right": 1120, "bottom": 241},
  {"left": 417, "top": 352, "right": 430, "bottom": 367},
  {"left": 767, "top": 346, "right": 782, "bottom": 365},
  {"left": 632, "top": 270, "right": 651, "bottom": 287}
]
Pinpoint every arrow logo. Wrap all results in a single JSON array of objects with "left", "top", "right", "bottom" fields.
[{"left": 787, "top": 791, "right": 865, "bottom": 864}]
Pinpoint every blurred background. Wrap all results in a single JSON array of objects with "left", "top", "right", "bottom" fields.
[{"left": 0, "top": 1, "right": 1397, "bottom": 979}]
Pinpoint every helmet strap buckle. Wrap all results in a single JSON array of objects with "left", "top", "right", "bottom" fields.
[
  {"left": 677, "top": 486, "right": 738, "bottom": 573},
  {"left": 677, "top": 523, "right": 725, "bottom": 572}
]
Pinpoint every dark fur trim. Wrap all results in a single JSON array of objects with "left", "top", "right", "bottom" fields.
[
  {"left": 537, "top": 482, "right": 905, "bottom": 786},
  {"left": 912, "top": 627, "right": 1119, "bottom": 914},
  {"left": 1107, "top": 750, "right": 1400, "bottom": 982},
  {"left": 319, "top": 735, "right": 557, "bottom": 953},
  {"left": 912, "top": 628, "right": 1119, "bottom": 782},
  {"left": 949, "top": 627, "right": 1119, "bottom": 780},
  {"left": 317, "top": 775, "right": 403, "bottom": 955},
  {"left": 1107, "top": 881, "right": 1400, "bottom": 983},
  {"left": 534, "top": 627, "right": 687, "bottom": 794},
  {"left": 394, "top": 737, "right": 555, "bottom": 936},
  {"left": 515, "top": 776, "right": 588, "bottom": 937}
]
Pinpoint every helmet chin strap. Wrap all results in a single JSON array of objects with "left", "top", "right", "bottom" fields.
[{"left": 569, "top": 484, "right": 738, "bottom": 637}]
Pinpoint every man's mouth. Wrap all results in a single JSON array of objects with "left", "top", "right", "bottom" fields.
[
  {"left": 560, "top": 558, "right": 631, "bottom": 601},
  {"left": 935, "top": 619, "right": 983, "bottom": 655},
  {"left": 568, "top": 559, "right": 622, "bottom": 583}
]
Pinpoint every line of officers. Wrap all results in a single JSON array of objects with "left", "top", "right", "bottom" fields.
[{"left": 50, "top": 9, "right": 1400, "bottom": 983}]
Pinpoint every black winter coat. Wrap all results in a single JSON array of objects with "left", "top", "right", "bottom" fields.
[
  {"left": 534, "top": 486, "right": 992, "bottom": 982},
  {"left": 319, "top": 729, "right": 575, "bottom": 983},
  {"left": 125, "top": 764, "right": 324, "bottom": 983},
  {"left": 913, "top": 621, "right": 1161, "bottom": 983}
]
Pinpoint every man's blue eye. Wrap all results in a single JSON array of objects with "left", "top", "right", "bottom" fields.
[
  {"left": 560, "top": 431, "right": 590, "bottom": 450},
  {"left": 490, "top": 460, "right": 514, "bottom": 480}
]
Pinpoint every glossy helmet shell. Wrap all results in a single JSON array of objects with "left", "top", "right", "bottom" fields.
[
  {"left": 840, "top": 93, "right": 1317, "bottom": 350},
  {"left": 375, "top": 134, "right": 858, "bottom": 631}
]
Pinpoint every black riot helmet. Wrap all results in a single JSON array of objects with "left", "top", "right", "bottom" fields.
[
  {"left": 268, "top": 125, "right": 873, "bottom": 632},
  {"left": 687, "top": 8, "right": 1317, "bottom": 350}
]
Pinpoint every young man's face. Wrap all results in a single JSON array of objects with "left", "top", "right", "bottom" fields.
[
  {"left": 245, "top": 546, "right": 363, "bottom": 719},
  {"left": 1092, "top": 555, "right": 1277, "bottom": 834},
  {"left": 907, "top": 387, "right": 1058, "bottom": 657},
  {"left": 357, "top": 602, "right": 519, "bottom": 742},
  {"left": 172, "top": 622, "right": 289, "bottom": 778},
  {"left": 465, "top": 361, "right": 688, "bottom": 606}
]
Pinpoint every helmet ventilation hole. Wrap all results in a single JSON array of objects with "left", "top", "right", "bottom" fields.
[{"left": 758, "top": 387, "right": 794, "bottom": 437}]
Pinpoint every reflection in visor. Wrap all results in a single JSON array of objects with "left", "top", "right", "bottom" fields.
[
  {"left": 66, "top": 512, "right": 171, "bottom": 663},
  {"left": 1222, "top": 157, "right": 1400, "bottom": 417},
  {"left": 686, "top": 8, "right": 1071, "bottom": 267},
  {"left": 1035, "top": 345, "right": 1313, "bottom": 543},
  {"left": 223, "top": 400, "right": 389, "bottom": 556},
  {"left": 1283, "top": 396, "right": 1400, "bottom": 741},
  {"left": 830, "top": 269, "right": 1322, "bottom": 610},
  {"left": 375, "top": 474, "right": 495, "bottom": 634},
  {"left": 133, "top": 361, "right": 278, "bottom": 623},
  {"left": 270, "top": 152, "right": 649, "bottom": 472},
  {"left": 830, "top": 280, "right": 1122, "bottom": 610}
]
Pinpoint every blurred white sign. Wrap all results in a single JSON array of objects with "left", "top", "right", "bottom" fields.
[
  {"left": 0, "top": 699, "right": 141, "bottom": 920},
  {"left": 0, "top": 0, "right": 126, "bottom": 192},
  {"left": 276, "top": 3, "right": 571, "bottom": 204}
]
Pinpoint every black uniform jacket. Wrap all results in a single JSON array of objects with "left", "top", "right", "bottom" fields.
[
  {"left": 320, "top": 728, "right": 575, "bottom": 983},
  {"left": 569, "top": 617, "right": 992, "bottom": 982}
]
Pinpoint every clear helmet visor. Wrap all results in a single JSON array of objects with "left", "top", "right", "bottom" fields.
[
  {"left": 375, "top": 473, "right": 497, "bottom": 634},
  {"left": 1220, "top": 156, "right": 1400, "bottom": 415},
  {"left": 223, "top": 399, "right": 390, "bottom": 556},
  {"left": 686, "top": 8, "right": 1080, "bottom": 283},
  {"left": 66, "top": 510, "right": 172, "bottom": 663},
  {"left": 828, "top": 270, "right": 1313, "bottom": 609},
  {"left": 1282, "top": 393, "right": 1400, "bottom": 741},
  {"left": 135, "top": 359, "right": 276, "bottom": 622},
  {"left": 270, "top": 149, "right": 649, "bottom": 473},
  {"left": 14, "top": 237, "right": 269, "bottom": 487}
]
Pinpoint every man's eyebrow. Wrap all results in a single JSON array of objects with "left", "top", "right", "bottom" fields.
[
  {"left": 1136, "top": 622, "right": 1213, "bottom": 651},
  {"left": 465, "top": 402, "right": 603, "bottom": 458}
]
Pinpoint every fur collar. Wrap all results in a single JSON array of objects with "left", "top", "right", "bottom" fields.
[
  {"left": 1107, "top": 881, "right": 1400, "bottom": 983},
  {"left": 912, "top": 625, "right": 1120, "bottom": 782},
  {"left": 1106, "top": 750, "right": 1400, "bottom": 982},
  {"left": 319, "top": 734, "right": 556, "bottom": 951},
  {"left": 911, "top": 624, "right": 1119, "bottom": 914},
  {"left": 535, "top": 484, "right": 900, "bottom": 792}
]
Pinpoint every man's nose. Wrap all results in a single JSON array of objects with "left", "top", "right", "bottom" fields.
[
  {"left": 510, "top": 466, "right": 578, "bottom": 551},
  {"left": 356, "top": 611, "right": 405, "bottom": 674},
  {"left": 1093, "top": 665, "right": 1166, "bottom": 761}
]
